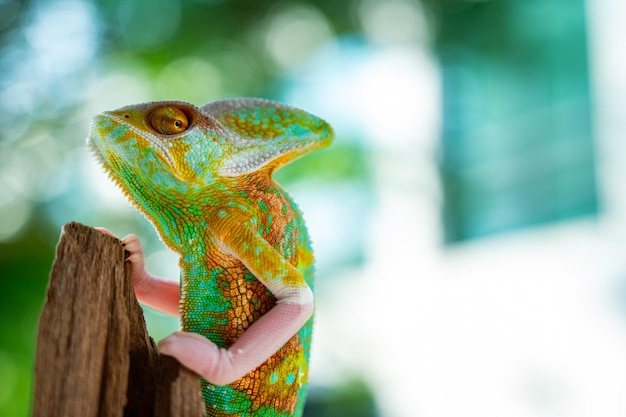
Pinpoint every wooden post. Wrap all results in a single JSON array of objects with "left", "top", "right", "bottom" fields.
[{"left": 33, "top": 222, "right": 205, "bottom": 417}]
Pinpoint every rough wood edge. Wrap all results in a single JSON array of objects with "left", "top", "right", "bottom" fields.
[{"left": 33, "top": 222, "right": 205, "bottom": 417}]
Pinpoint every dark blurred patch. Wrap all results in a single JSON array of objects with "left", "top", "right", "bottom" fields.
[
  {"left": 304, "top": 378, "right": 379, "bottom": 417},
  {"left": 0, "top": 218, "right": 56, "bottom": 414},
  {"left": 0, "top": 0, "right": 28, "bottom": 37}
]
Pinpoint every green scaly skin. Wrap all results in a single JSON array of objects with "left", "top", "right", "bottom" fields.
[{"left": 88, "top": 98, "right": 333, "bottom": 416}]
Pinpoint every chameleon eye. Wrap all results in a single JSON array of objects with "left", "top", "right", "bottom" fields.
[{"left": 148, "top": 106, "right": 189, "bottom": 135}]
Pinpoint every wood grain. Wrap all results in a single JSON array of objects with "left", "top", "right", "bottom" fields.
[{"left": 33, "top": 222, "right": 205, "bottom": 417}]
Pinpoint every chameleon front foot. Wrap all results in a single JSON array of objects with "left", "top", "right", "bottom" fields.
[{"left": 95, "top": 228, "right": 180, "bottom": 316}]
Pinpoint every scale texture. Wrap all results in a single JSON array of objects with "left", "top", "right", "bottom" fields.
[{"left": 88, "top": 98, "right": 333, "bottom": 416}]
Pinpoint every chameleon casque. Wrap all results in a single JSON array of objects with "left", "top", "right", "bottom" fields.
[{"left": 87, "top": 98, "right": 333, "bottom": 416}]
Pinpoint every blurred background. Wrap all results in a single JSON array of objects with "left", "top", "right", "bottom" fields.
[{"left": 1, "top": 0, "right": 625, "bottom": 416}]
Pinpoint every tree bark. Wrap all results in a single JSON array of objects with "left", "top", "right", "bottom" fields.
[{"left": 33, "top": 222, "right": 205, "bottom": 417}]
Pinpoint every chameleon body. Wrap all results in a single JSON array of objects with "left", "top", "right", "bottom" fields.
[{"left": 88, "top": 98, "right": 333, "bottom": 416}]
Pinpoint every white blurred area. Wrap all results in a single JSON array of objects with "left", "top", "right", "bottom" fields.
[{"left": 293, "top": 0, "right": 626, "bottom": 416}]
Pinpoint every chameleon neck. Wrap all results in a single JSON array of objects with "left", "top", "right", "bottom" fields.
[
  {"left": 129, "top": 179, "right": 203, "bottom": 250},
  {"left": 131, "top": 183, "right": 238, "bottom": 347}
]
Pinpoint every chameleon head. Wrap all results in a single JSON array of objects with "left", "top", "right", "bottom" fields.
[{"left": 87, "top": 98, "right": 333, "bottom": 203}]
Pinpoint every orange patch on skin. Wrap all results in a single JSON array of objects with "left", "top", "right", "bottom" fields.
[{"left": 221, "top": 268, "right": 274, "bottom": 345}]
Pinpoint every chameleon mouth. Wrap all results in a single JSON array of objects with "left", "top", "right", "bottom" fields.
[
  {"left": 88, "top": 112, "right": 178, "bottom": 172},
  {"left": 86, "top": 115, "right": 157, "bottom": 206},
  {"left": 86, "top": 117, "right": 132, "bottom": 196},
  {"left": 105, "top": 112, "right": 178, "bottom": 169},
  {"left": 87, "top": 112, "right": 196, "bottom": 190}
]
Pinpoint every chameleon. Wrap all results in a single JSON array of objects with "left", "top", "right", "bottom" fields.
[{"left": 87, "top": 98, "right": 333, "bottom": 416}]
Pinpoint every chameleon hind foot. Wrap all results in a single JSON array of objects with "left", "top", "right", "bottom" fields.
[{"left": 159, "top": 300, "right": 313, "bottom": 385}]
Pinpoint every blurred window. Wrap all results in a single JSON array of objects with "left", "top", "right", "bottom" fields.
[{"left": 436, "top": 0, "right": 597, "bottom": 243}]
